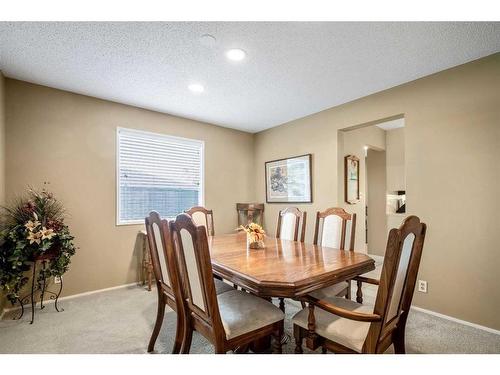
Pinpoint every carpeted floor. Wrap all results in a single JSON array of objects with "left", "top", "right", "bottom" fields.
[{"left": 1, "top": 281, "right": 499, "bottom": 354}]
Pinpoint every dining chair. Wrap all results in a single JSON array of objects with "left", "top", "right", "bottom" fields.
[
  {"left": 275, "top": 207, "right": 307, "bottom": 311},
  {"left": 144, "top": 211, "right": 186, "bottom": 353},
  {"left": 275, "top": 207, "right": 306, "bottom": 242},
  {"left": 308, "top": 207, "right": 356, "bottom": 300},
  {"left": 236, "top": 203, "right": 264, "bottom": 227},
  {"left": 185, "top": 206, "right": 215, "bottom": 236},
  {"left": 292, "top": 215, "right": 427, "bottom": 354},
  {"left": 145, "top": 211, "right": 232, "bottom": 353},
  {"left": 170, "top": 213, "right": 285, "bottom": 354}
]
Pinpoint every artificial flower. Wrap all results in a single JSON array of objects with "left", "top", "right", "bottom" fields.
[
  {"left": 41, "top": 227, "right": 56, "bottom": 240},
  {"left": 238, "top": 223, "right": 265, "bottom": 236},
  {"left": 27, "top": 230, "right": 42, "bottom": 245},
  {"left": 24, "top": 219, "right": 41, "bottom": 231}
]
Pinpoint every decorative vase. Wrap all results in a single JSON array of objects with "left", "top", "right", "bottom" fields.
[{"left": 247, "top": 234, "right": 265, "bottom": 249}]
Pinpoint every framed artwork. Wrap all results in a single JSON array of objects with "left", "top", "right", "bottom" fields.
[
  {"left": 265, "top": 154, "right": 312, "bottom": 203},
  {"left": 345, "top": 155, "right": 360, "bottom": 204}
]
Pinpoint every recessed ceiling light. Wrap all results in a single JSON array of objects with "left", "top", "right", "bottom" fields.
[
  {"left": 226, "top": 48, "right": 246, "bottom": 61},
  {"left": 188, "top": 83, "right": 204, "bottom": 94}
]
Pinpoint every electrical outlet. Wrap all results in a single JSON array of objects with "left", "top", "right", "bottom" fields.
[
  {"left": 54, "top": 276, "right": 61, "bottom": 284},
  {"left": 418, "top": 280, "right": 427, "bottom": 293}
]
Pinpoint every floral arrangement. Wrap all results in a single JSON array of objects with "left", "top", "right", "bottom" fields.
[
  {"left": 238, "top": 223, "right": 266, "bottom": 249},
  {"left": 0, "top": 188, "right": 76, "bottom": 304}
]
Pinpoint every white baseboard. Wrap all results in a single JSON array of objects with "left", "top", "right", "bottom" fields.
[
  {"left": 361, "top": 254, "right": 499, "bottom": 335},
  {"left": 0, "top": 282, "right": 142, "bottom": 319},
  {"left": 367, "top": 254, "right": 384, "bottom": 263},
  {"left": 411, "top": 306, "right": 500, "bottom": 336}
]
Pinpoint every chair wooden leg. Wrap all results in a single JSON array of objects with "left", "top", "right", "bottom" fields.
[
  {"left": 293, "top": 324, "right": 303, "bottom": 354},
  {"left": 272, "top": 322, "right": 283, "bottom": 354},
  {"left": 147, "top": 291, "right": 165, "bottom": 353},
  {"left": 300, "top": 301, "right": 306, "bottom": 309},
  {"left": 180, "top": 325, "right": 193, "bottom": 354},
  {"left": 215, "top": 345, "right": 226, "bottom": 354},
  {"left": 356, "top": 280, "right": 363, "bottom": 303},
  {"left": 393, "top": 328, "right": 406, "bottom": 354},
  {"left": 279, "top": 297, "right": 285, "bottom": 313},
  {"left": 172, "top": 310, "right": 185, "bottom": 354}
]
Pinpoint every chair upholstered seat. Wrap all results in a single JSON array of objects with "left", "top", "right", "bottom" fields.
[
  {"left": 292, "top": 296, "right": 373, "bottom": 352},
  {"left": 308, "top": 281, "right": 349, "bottom": 299},
  {"left": 214, "top": 279, "right": 234, "bottom": 294},
  {"left": 217, "top": 290, "right": 285, "bottom": 340}
]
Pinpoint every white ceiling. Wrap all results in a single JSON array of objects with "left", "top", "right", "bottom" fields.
[{"left": 1, "top": 22, "right": 499, "bottom": 133}]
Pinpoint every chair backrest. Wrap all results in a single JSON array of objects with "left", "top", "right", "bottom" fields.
[
  {"left": 364, "top": 215, "right": 427, "bottom": 352},
  {"left": 313, "top": 207, "right": 356, "bottom": 250},
  {"left": 185, "top": 206, "right": 215, "bottom": 236},
  {"left": 170, "top": 213, "right": 225, "bottom": 340},
  {"left": 236, "top": 203, "right": 264, "bottom": 227},
  {"left": 144, "top": 211, "right": 184, "bottom": 305},
  {"left": 275, "top": 207, "right": 307, "bottom": 242}
]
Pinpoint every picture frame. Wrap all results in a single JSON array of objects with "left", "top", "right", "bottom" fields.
[
  {"left": 265, "top": 154, "right": 312, "bottom": 203},
  {"left": 344, "top": 155, "right": 360, "bottom": 204}
]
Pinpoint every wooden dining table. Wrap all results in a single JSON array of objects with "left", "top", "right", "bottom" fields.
[{"left": 208, "top": 233, "right": 375, "bottom": 300}]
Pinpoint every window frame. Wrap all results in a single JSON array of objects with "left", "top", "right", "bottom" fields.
[{"left": 116, "top": 127, "right": 205, "bottom": 226}]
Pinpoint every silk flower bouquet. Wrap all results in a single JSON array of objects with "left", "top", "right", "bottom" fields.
[{"left": 0, "top": 188, "right": 76, "bottom": 304}]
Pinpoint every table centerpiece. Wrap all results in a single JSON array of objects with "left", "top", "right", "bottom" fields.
[{"left": 238, "top": 222, "right": 266, "bottom": 249}]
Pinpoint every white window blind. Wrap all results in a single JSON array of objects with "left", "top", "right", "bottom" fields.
[{"left": 117, "top": 127, "right": 204, "bottom": 224}]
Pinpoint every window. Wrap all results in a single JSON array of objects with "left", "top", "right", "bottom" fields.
[{"left": 117, "top": 127, "right": 204, "bottom": 224}]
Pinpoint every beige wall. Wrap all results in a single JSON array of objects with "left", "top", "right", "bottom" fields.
[
  {"left": 0, "top": 71, "right": 6, "bottom": 314},
  {"left": 3, "top": 54, "right": 499, "bottom": 330},
  {"left": 366, "top": 149, "right": 387, "bottom": 256},
  {"left": 338, "top": 126, "right": 386, "bottom": 252},
  {"left": 255, "top": 53, "right": 500, "bottom": 330},
  {"left": 5, "top": 79, "right": 255, "bottom": 298},
  {"left": 386, "top": 127, "right": 406, "bottom": 192}
]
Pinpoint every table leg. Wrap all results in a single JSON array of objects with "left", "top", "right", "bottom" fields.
[{"left": 147, "top": 262, "right": 153, "bottom": 291}]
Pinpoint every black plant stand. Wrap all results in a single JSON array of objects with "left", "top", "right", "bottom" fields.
[{"left": 13, "top": 256, "right": 64, "bottom": 324}]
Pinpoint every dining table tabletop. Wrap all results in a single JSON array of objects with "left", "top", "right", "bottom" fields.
[{"left": 208, "top": 233, "right": 375, "bottom": 299}]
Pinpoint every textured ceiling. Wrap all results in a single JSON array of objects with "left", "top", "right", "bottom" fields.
[{"left": 1, "top": 22, "right": 499, "bottom": 133}]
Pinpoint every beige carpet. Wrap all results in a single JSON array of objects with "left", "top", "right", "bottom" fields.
[{"left": 0, "top": 283, "right": 499, "bottom": 354}]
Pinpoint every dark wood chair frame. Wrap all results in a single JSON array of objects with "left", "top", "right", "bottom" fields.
[
  {"left": 145, "top": 211, "right": 187, "bottom": 354},
  {"left": 185, "top": 206, "right": 215, "bottom": 236},
  {"left": 294, "top": 216, "right": 427, "bottom": 354},
  {"left": 275, "top": 207, "right": 307, "bottom": 243},
  {"left": 312, "top": 207, "right": 357, "bottom": 300},
  {"left": 313, "top": 207, "right": 356, "bottom": 250},
  {"left": 275, "top": 207, "right": 307, "bottom": 311},
  {"left": 170, "top": 213, "right": 284, "bottom": 354},
  {"left": 237, "top": 203, "right": 265, "bottom": 227}
]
